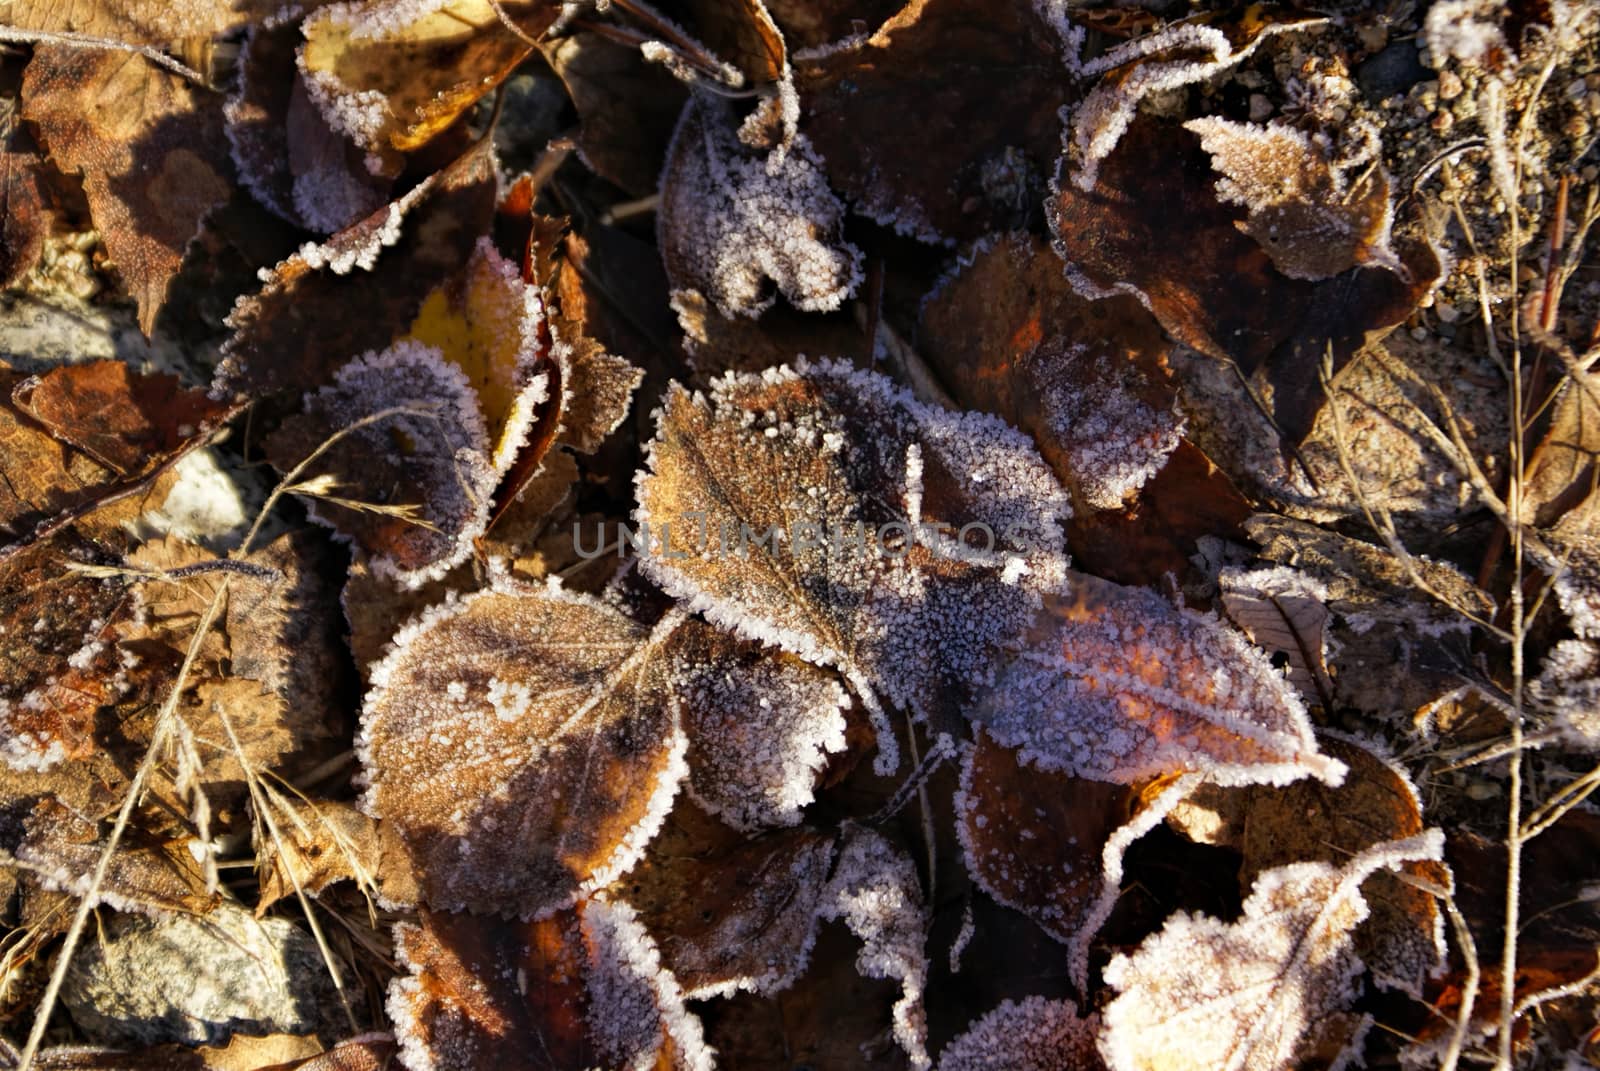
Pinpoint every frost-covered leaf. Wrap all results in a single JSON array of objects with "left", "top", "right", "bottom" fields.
[
  {"left": 971, "top": 573, "right": 1345, "bottom": 788},
  {"left": 938, "top": 996, "right": 1103, "bottom": 1071},
  {"left": 403, "top": 237, "right": 551, "bottom": 476},
  {"left": 1099, "top": 831, "right": 1445, "bottom": 1071},
  {"left": 21, "top": 45, "right": 233, "bottom": 334},
  {"left": 627, "top": 811, "right": 836, "bottom": 998},
  {"left": 226, "top": 17, "right": 393, "bottom": 232},
  {"left": 1532, "top": 640, "right": 1600, "bottom": 747},
  {"left": 1222, "top": 733, "right": 1451, "bottom": 998},
  {"left": 1184, "top": 117, "right": 1400, "bottom": 281},
  {"left": 357, "top": 577, "right": 688, "bottom": 915},
  {"left": 0, "top": 535, "right": 130, "bottom": 773},
  {"left": 299, "top": 0, "right": 560, "bottom": 159},
  {"left": 820, "top": 826, "right": 930, "bottom": 1070},
  {"left": 1059, "top": 10, "right": 1321, "bottom": 191},
  {"left": 795, "top": 0, "right": 1073, "bottom": 241},
  {"left": 13, "top": 796, "right": 216, "bottom": 916},
  {"left": 954, "top": 729, "right": 1130, "bottom": 945},
  {"left": 658, "top": 95, "right": 862, "bottom": 320},
  {"left": 264, "top": 340, "right": 499, "bottom": 587},
  {"left": 216, "top": 138, "right": 497, "bottom": 399},
  {"left": 918, "top": 233, "right": 1182, "bottom": 511},
  {"left": 670, "top": 619, "right": 849, "bottom": 830},
  {"left": 1219, "top": 565, "right": 1332, "bottom": 705},
  {"left": 390, "top": 899, "right": 713, "bottom": 1071},
  {"left": 0, "top": 0, "right": 274, "bottom": 42},
  {"left": 635, "top": 358, "right": 1071, "bottom": 773}
]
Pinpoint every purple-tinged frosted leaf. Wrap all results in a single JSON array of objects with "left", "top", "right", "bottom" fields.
[
  {"left": 389, "top": 898, "right": 713, "bottom": 1071},
  {"left": 659, "top": 96, "right": 862, "bottom": 319},
  {"left": 820, "top": 826, "right": 930, "bottom": 1070},
  {"left": 1099, "top": 831, "right": 1444, "bottom": 1071},
  {"left": 938, "top": 996, "right": 1103, "bottom": 1071},
  {"left": 357, "top": 577, "right": 688, "bottom": 916},
  {"left": 971, "top": 574, "right": 1345, "bottom": 788},
  {"left": 635, "top": 358, "right": 1071, "bottom": 773}
]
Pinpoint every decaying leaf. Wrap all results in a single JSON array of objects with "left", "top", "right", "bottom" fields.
[
  {"left": 627, "top": 813, "right": 837, "bottom": 998},
  {"left": 1184, "top": 117, "right": 1401, "bottom": 281},
  {"left": 1059, "top": 9, "right": 1322, "bottom": 191},
  {"left": 358, "top": 577, "right": 688, "bottom": 915},
  {"left": 954, "top": 729, "right": 1131, "bottom": 946},
  {"left": 1099, "top": 831, "right": 1445, "bottom": 1071},
  {"left": 795, "top": 0, "right": 1073, "bottom": 241},
  {"left": 658, "top": 95, "right": 862, "bottom": 320},
  {"left": 938, "top": 996, "right": 1103, "bottom": 1071},
  {"left": 819, "top": 826, "right": 930, "bottom": 1070},
  {"left": 971, "top": 573, "right": 1345, "bottom": 788},
  {"left": 264, "top": 340, "right": 500, "bottom": 587},
  {"left": 0, "top": 534, "right": 131, "bottom": 773},
  {"left": 21, "top": 46, "right": 233, "bottom": 333},
  {"left": 670, "top": 619, "right": 850, "bottom": 831},
  {"left": 216, "top": 138, "right": 498, "bottom": 398},
  {"left": 389, "top": 899, "right": 713, "bottom": 1071},
  {"left": 635, "top": 358, "right": 1072, "bottom": 772},
  {"left": 299, "top": 0, "right": 560, "bottom": 159},
  {"left": 255, "top": 798, "right": 380, "bottom": 914},
  {"left": 13, "top": 796, "right": 216, "bottom": 916},
  {"left": 0, "top": 113, "right": 48, "bottom": 290},
  {"left": 918, "top": 232, "right": 1182, "bottom": 511},
  {"left": 1219, "top": 565, "right": 1333, "bottom": 706}
]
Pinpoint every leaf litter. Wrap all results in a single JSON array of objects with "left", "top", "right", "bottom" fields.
[{"left": 1, "top": 0, "right": 1598, "bottom": 1068}]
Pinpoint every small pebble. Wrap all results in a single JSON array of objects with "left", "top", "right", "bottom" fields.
[
  {"left": 1438, "top": 70, "right": 1463, "bottom": 100},
  {"left": 1249, "top": 93, "right": 1274, "bottom": 122}
]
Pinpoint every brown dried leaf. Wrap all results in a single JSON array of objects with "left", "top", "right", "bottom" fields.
[
  {"left": 541, "top": 32, "right": 686, "bottom": 198},
  {"left": 635, "top": 359, "right": 1071, "bottom": 772},
  {"left": 1099, "top": 831, "right": 1445, "bottom": 1071},
  {"left": 389, "top": 900, "right": 713, "bottom": 1071},
  {"left": 15, "top": 796, "right": 216, "bottom": 915},
  {"left": 955, "top": 729, "right": 1128, "bottom": 946},
  {"left": 0, "top": 0, "right": 273, "bottom": 43},
  {"left": 299, "top": 0, "right": 559, "bottom": 158},
  {"left": 795, "top": 0, "right": 1073, "bottom": 241},
  {"left": 1219, "top": 565, "right": 1333, "bottom": 705},
  {"left": 626, "top": 810, "right": 836, "bottom": 998},
  {"left": 284, "top": 1035, "right": 397, "bottom": 1071},
  {"left": 256, "top": 799, "right": 379, "bottom": 914},
  {"left": 0, "top": 115, "right": 48, "bottom": 290},
  {"left": 973, "top": 574, "right": 1345, "bottom": 788},
  {"left": 1184, "top": 117, "right": 1401, "bottom": 281},
  {"left": 15, "top": 360, "right": 232, "bottom": 478},
  {"left": 21, "top": 46, "right": 233, "bottom": 333},
  {"left": 216, "top": 138, "right": 498, "bottom": 398},
  {"left": 357, "top": 578, "right": 687, "bottom": 915},
  {"left": 0, "top": 533, "right": 131, "bottom": 773}
]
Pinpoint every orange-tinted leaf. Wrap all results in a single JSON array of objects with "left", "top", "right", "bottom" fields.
[
  {"left": 972, "top": 574, "right": 1345, "bottom": 788},
  {"left": 299, "top": 0, "right": 559, "bottom": 158},
  {"left": 21, "top": 47, "right": 233, "bottom": 333},
  {"left": 15, "top": 360, "right": 232, "bottom": 478},
  {"left": 796, "top": 0, "right": 1073, "bottom": 241},
  {"left": 216, "top": 138, "right": 498, "bottom": 398},
  {"left": 0, "top": 116, "right": 48, "bottom": 290},
  {"left": 390, "top": 900, "right": 713, "bottom": 1071},
  {"left": 635, "top": 359, "right": 1071, "bottom": 772},
  {"left": 358, "top": 578, "right": 687, "bottom": 915}
]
